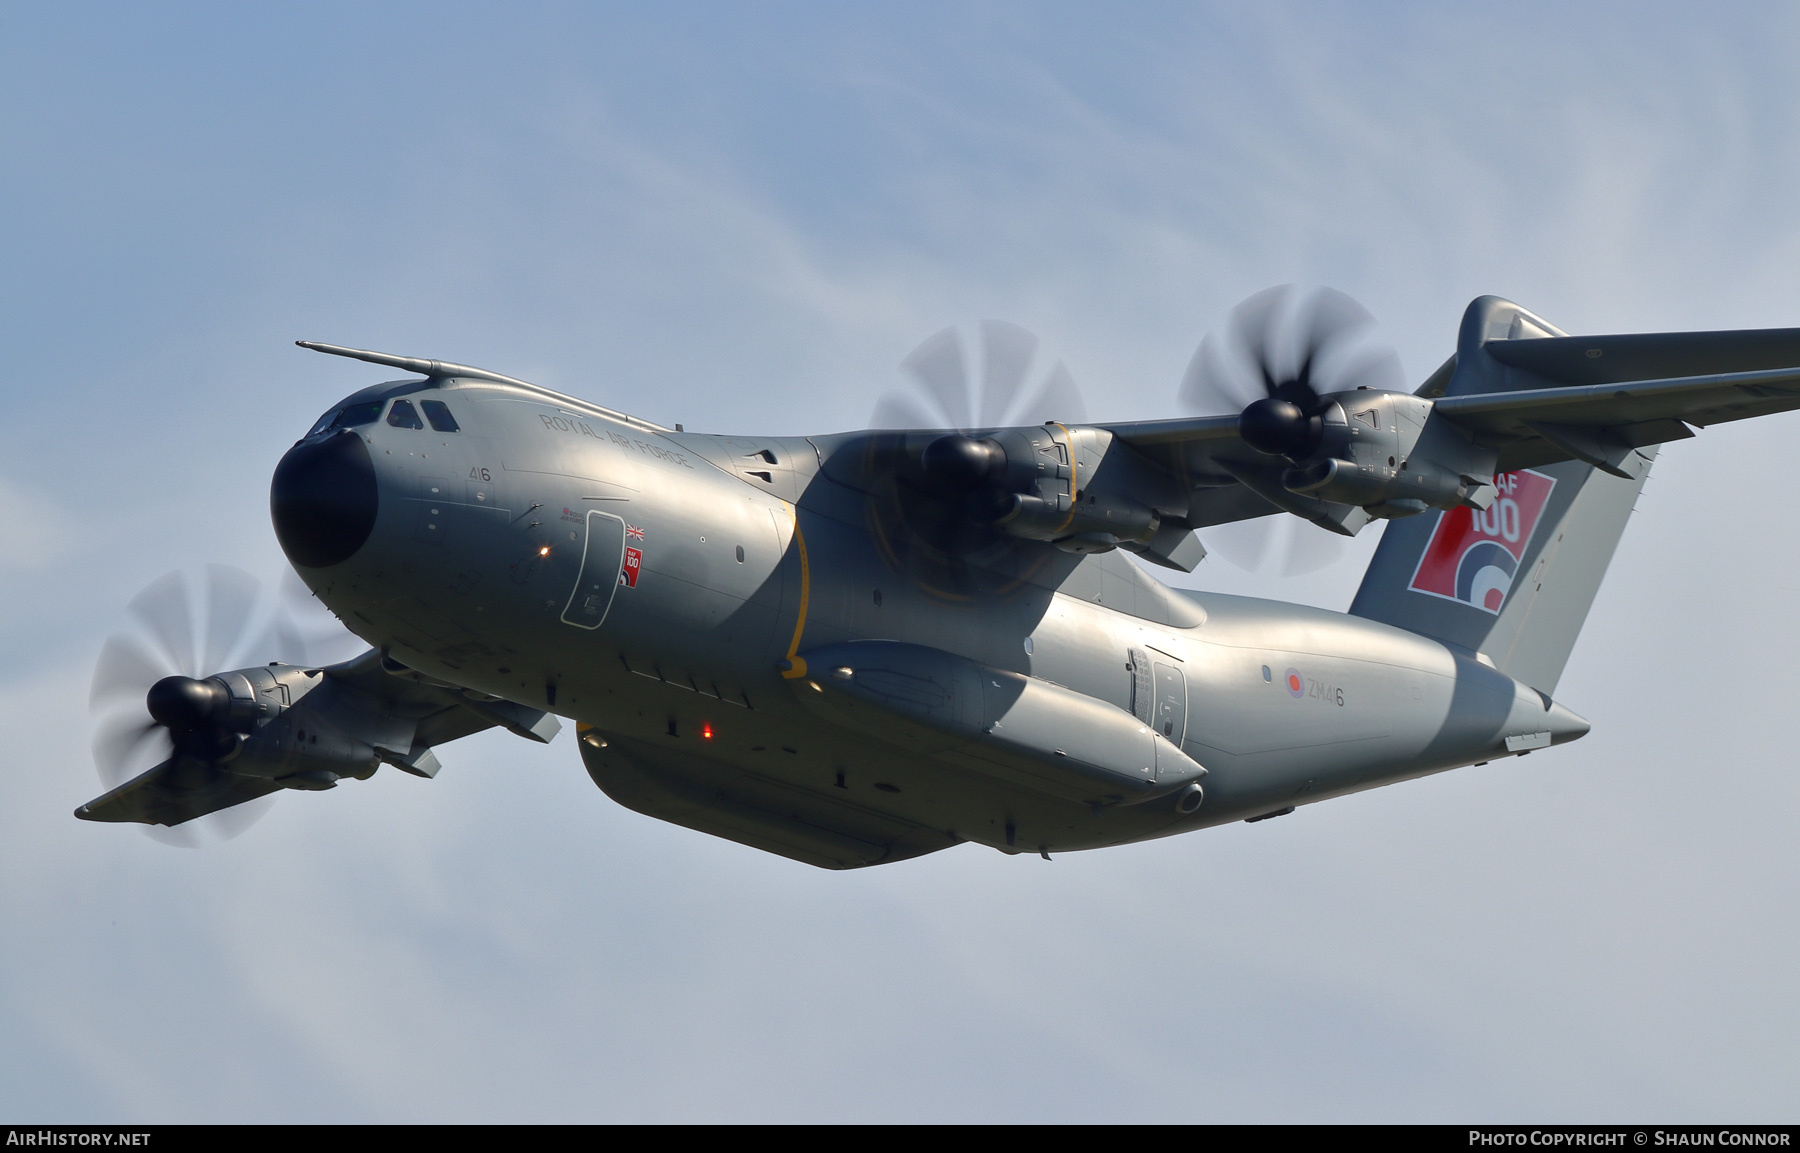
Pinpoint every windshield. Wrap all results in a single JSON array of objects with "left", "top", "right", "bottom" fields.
[{"left": 325, "top": 400, "right": 385, "bottom": 431}]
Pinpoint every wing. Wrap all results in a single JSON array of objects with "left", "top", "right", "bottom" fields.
[
  {"left": 1100, "top": 414, "right": 1369, "bottom": 536},
  {"left": 76, "top": 649, "right": 560, "bottom": 828},
  {"left": 76, "top": 762, "right": 284, "bottom": 828},
  {"left": 808, "top": 313, "right": 1800, "bottom": 571}
]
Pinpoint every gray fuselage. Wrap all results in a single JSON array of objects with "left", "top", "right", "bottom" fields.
[{"left": 289, "top": 375, "right": 1586, "bottom": 860}]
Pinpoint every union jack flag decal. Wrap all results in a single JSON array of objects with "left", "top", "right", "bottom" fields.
[{"left": 625, "top": 524, "right": 645, "bottom": 540}]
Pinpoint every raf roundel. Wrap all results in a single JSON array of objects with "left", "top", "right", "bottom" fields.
[
  {"left": 1407, "top": 469, "right": 1557, "bottom": 615},
  {"left": 1284, "top": 667, "right": 1305, "bottom": 699}
]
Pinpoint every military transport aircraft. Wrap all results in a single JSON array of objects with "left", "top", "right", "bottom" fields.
[{"left": 76, "top": 287, "right": 1800, "bottom": 868}]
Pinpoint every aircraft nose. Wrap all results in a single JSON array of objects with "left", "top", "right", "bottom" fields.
[{"left": 270, "top": 429, "right": 379, "bottom": 568}]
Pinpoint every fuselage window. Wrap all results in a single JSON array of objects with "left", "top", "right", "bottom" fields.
[
  {"left": 387, "top": 399, "right": 425, "bottom": 429},
  {"left": 421, "top": 400, "right": 460, "bottom": 432},
  {"left": 328, "top": 400, "right": 385, "bottom": 430}
]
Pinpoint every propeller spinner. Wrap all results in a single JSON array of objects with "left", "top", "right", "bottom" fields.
[
  {"left": 87, "top": 565, "right": 357, "bottom": 845},
  {"left": 1179, "top": 285, "right": 1407, "bottom": 575},
  {"left": 1184, "top": 284, "right": 1404, "bottom": 458},
  {"left": 854, "top": 322, "right": 1096, "bottom": 596}
]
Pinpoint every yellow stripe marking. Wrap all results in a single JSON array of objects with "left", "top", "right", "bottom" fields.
[{"left": 780, "top": 501, "right": 811, "bottom": 679}]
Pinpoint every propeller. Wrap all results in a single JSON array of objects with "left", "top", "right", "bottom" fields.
[
  {"left": 858, "top": 322, "right": 1093, "bottom": 598},
  {"left": 872, "top": 320, "right": 1086, "bottom": 432},
  {"left": 88, "top": 565, "right": 359, "bottom": 846},
  {"left": 1179, "top": 286, "right": 1404, "bottom": 576}
]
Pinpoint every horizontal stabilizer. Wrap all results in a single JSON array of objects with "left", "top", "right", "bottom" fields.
[
  {"left": 1435, "top": 365, "right": 1799, "bottom": 461},
  {"left": 1484, "top": 325, "right": 1800, "bottom": 386},
  {"left": 1428, "top": 296, "right": 1800, "bottom": 473}
]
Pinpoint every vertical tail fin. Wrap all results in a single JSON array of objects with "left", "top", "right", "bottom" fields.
[{"left": 1350, "top": 298, "right": 1657, "bottom": 694}]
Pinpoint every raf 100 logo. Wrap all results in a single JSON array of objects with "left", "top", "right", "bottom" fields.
[
  {"left": 1407, "top": 470, "right": 1558, "bottom": 615},
  {"left": 1471, "top": 472, "right": 1531, "bottom": 542}
]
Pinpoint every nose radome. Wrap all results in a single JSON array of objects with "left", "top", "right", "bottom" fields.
[{"left": 271, "top": 429, "right": 379, "bottom": 568}]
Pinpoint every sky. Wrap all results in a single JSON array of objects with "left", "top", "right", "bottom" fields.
[{"left": 2, "top": 1, "right": 1799, "bottom": 1122}]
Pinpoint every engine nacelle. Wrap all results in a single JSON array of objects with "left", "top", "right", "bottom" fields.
[
  {"left": 1283, "top": 454, "right": 1490, "bottom": 515},
  {"left": 831, "top": 423, "right": 1202, "bottom": 567},
  {"left": 208, "top": 662, "right": 386, "bottom": 787},
  {"left": 984, "top": 424, "right": 1190, "bottom": 553},
  {"left": 997, "top": 489, "right": 1161, "bottom": 544},
  {"left": 1280, "top": 390, "right": 1499, "bottom": 518}
]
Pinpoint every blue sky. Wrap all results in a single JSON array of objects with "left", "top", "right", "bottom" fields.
[{"left": 3, "top": 2, "right": 1799, "bottom": 1121}]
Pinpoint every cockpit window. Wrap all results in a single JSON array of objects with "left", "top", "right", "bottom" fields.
[
  {"left": 327, "top": 401, "right": 385, "bottom": 430},
  {"left": 387, "top": 399, "right": 425, "bottom": 429},
  {"left": 421, "top": 400, "right": 460, "bottom": 433}
]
